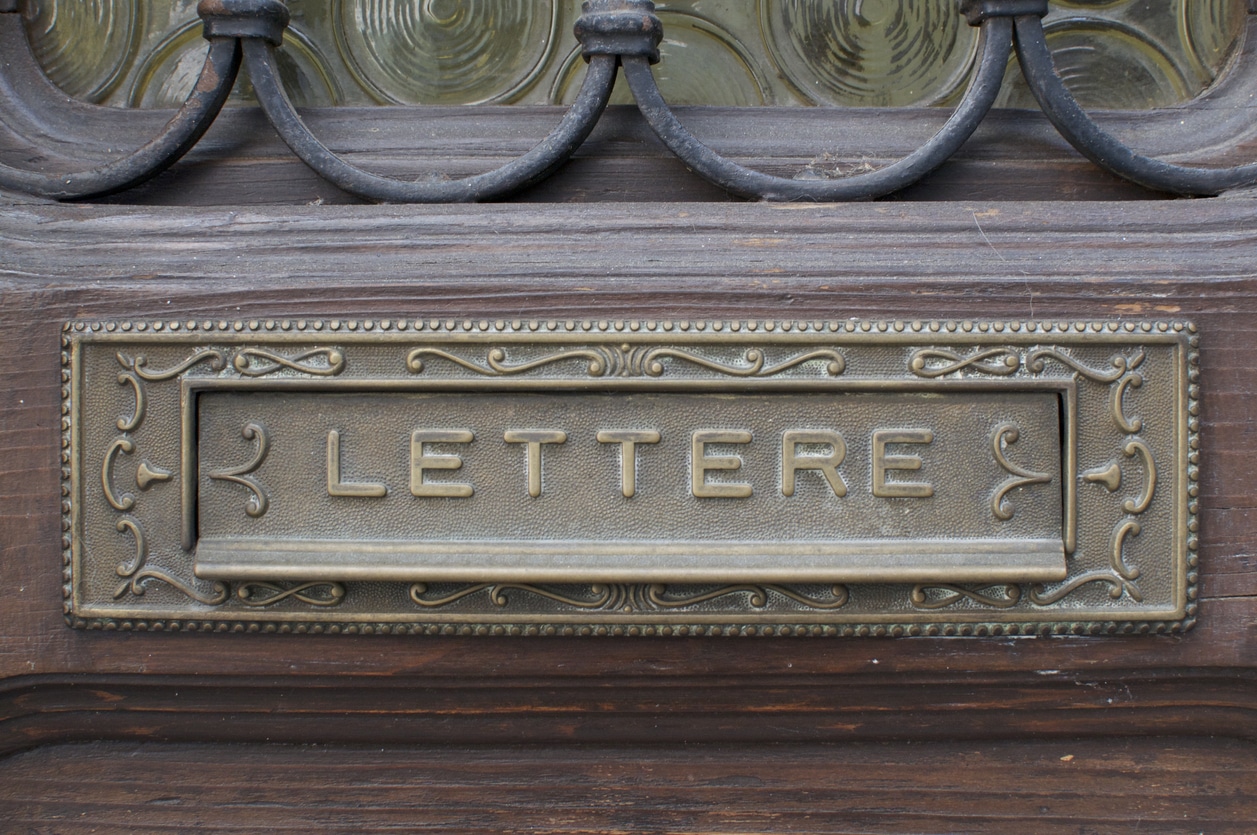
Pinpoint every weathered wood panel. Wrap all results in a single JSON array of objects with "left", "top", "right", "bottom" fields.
[
  {"left": 2, "top": 738, "right": 1255, "bottom": 834},
  {"left": 1, "top": 198, "right": 1255, "bottom": 825}
]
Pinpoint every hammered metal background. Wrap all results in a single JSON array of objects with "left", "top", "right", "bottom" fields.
[{"left": 62, "top": 319, "right": 1197, "bottom": 635}]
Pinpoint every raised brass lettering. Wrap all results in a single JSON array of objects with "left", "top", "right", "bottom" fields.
[
  {"left": 504, "top": 430, "right": 567, "bottom": 498},
  {"left": 597, "top": 430, "right": 662, "bottom": 497},
  {"left": 782, "top": 431, "right": 848, "bottom": 498},
  {"left": 327, "top": 430, "right": 388, "bottom": 498},
  {"left": 692, "top": 430, "right": 754, "bottom": 499},
  {"left": 63, "top": 319, "right": 1195, "bottom": 634},
  {"left": 411, "top": 430, "right": 474, "bottom": 498},
  {"left": 872, "top": 429, "right": 935, "bottom": 498}
]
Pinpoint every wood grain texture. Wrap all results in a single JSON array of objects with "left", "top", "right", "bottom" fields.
[
  {"left": 1, "top": 197, "right": 1255, "bottom": 824},
  {"left": 6, "top": 14, "right": 1257, "bottom": 827},
  {"left": 0, "top": 102, "right": 1188, "bottom": 204},
  {"left": 2, "top": 738, "right": 1255, "bottom": 834}
]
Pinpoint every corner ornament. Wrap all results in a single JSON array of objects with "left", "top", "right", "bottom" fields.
[
  {"left": 113, "top": 517, "right": 229, "bottom": 605},
  {"left": 1030, "top": 521, "right": 1144, "bottom": 605}
]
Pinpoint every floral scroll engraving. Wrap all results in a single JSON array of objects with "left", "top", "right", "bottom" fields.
[
  {"left": 910, "top": 584, "right": 1022, "bottom": 610},
  {"left": 121, "top": 349, "right": 227, "bottom": 382},
  {"left": 113, "top": 517, "right": 229, "bottom": 605},
  {"left": 233, "top": 347, "right": 346, "bottom": 377},
  {"left": 1030, "top": 521, "right": 1143, "bottom": 605},
  {"left": 909, "top": 347, "right": 1020, "bottom": 378},
  {"left": 208, "top": 422, "right": 271, "bottom": 519},
  {"left": 101, "top": 437, "right": 136, "bottom": 512},
  {"left": 407, "top": 345, "right": 845, "bottom": 378},
  {"left": 116, "top": 369, "right": 145, "bottom": 432},
  {"left": 1122, "top": 439, "right": 1157, "bottom": 515},
  {"left": 1026, "top": 348, "right": 1144, "bottom": 384},
  {"left": 1112, "top": 373, "right": 1144, "bottom": 433},
  {"left": 237, "top": 582, "right": 347, "bottom": 608},
  {"left": 410, "top": 582, "right": 850, "bottom": 612},
  {"left": 646, "top": 584, "right": 849, "bottom": 610},
  {"left": 410, "top": 582, "right": 616, "bottom": 610},
  {"left": 65, "top": 318, "right": 1194, "bottom": 634},
  {"left": 990, "top": 423, "right": 1052, "bottom": 521}
]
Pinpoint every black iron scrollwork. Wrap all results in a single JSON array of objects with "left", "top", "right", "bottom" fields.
[
  {"left": 239, "top": 0, "right": 618, "bottom": 202},
  {"left": 1011, "top": 12, "right": 1257, "bottom": 195},
  {"left": 622, "top": 1, "right": 1014, "bottom": 201},
  {"left": 0, "top": 5, "right": 241, "bottom": 200},
  {"left": 3, "top": 0, "right": 1256, "bottom": 202}
]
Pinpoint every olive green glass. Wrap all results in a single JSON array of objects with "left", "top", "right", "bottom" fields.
[{"left": 21, "top": 0, "right": 1247, "bottom": 108}]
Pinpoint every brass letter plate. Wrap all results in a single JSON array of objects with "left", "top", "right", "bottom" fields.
[{"left": 63, "top": 319, "right": 1198, "bottom": 636}]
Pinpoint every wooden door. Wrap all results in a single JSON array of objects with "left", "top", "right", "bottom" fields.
[{"left": 1, "top": 6, "right": 1256, "bottom": 832}]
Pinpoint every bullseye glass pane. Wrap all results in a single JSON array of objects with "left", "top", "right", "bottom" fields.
[
  {"left": 760, "top": 0, "right": 978, "bottom": 106},
  {"left": 21, "top": 0, "right": 1249, "bottom": 108}
]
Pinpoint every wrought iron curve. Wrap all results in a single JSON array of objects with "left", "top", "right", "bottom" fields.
[
  {"left": 238, "top": 0, "right": 621, "bottom": 202},
  {"left": 2, "top": 0, "right": 1256, "bottom": 202},
  {"left": 0, "top": 7, "right": 241, "bottom": 200},
  {"left": 1011, "top": 12, "right": 1257, "bottom": 196},
  {"left": 622, "top": 5, "right": 1013, "bottom": 201}
]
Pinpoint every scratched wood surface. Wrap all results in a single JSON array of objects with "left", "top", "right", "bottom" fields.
[
  {"left": 2, "top": 738, "right": 1255, "bottom": 834},
  {"left": 2, "top": 197, "right": 1256, "bottom": 828}
]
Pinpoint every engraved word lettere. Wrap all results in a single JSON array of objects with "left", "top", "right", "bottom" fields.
[{"left": 63, "top": 318, "right": 1198, "bottom": 636}]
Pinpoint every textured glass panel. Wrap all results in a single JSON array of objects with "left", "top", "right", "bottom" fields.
[
  {"left": 23, "top": 0, "right": 143, "bottom": 101},
  {"left": 335, "top": 1, "right": 558, "bottom": 104},
  {"left": 760, "top": 0, "right": 978, "bottom": 106},
  {"left": 22, "top": 0, "right": 1249, "bottom": 108},
  {"left": 995, "top": 0, "right": 1250, "bottom": 109}
]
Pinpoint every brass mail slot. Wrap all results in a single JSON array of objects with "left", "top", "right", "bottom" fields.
[
  {"left": 192, "top": 390, "right": 1067, "bottom": 585},
  {"left": 63, "top": 318, "right": 1197, "bottom": 635}
]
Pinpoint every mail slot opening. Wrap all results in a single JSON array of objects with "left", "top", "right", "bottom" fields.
[{"left": 191, "top": 388, "right": 1068, "bottom": 585}]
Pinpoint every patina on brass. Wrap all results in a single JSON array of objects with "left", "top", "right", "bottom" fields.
[{"left": 63, "top": 318, "right": 1199, "bottom": 636}]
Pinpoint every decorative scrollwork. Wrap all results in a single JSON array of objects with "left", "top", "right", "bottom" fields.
[
  {"left": 1026, "top": 348, "right": 1144, "bottom": 384},
  {"left": 910, "top": 583, "right": 1022, "bottom": 610},
  {"left": 991, "top": 423, "right": 1052, "bottom": 521},
  {"left": 119, "top": 349, "right": 227, "bottom": 382},
  {"left": 115, "top": 568, "right": 231, "bottom": 606},
  {"left": 409, "top": 582, "right": 614, "bottom": 609},
  {"left": 101, "top": 437, "right": 136, "bottom": 511},
  {"left": 237, "top": 581, "right": 347, "bottom": 607},
  {"left": 407, "top": 345, "right": 846, "bottom": 379},
  {"left": 112, "top": 517, "right": 229, "bottom": 605},
  {"left": 1011, "top": 13, "right": 1257, "bottom": 195},
  {"left": 646, "top": 584, "right": 849, "bottom": 610},
  {"left": 408, "top": 346, "right": 613, "bottom": 376},
  {"left": 136, "top": 461, "right": 172, "bottom": 490},
  {"left": 640, "top": 347, "right": 845, "bottom": 378},
  {"left": 208, "top": 422, "right": 271, "bottom": 518},
  {"left": 8, "top": 2, "right": 1257, "bottom": 203},
  {"left": 1112, "top": 373, "right": 1144, "bottom": 433},
  {"left": 1030, "top": 520, "right": 1143, "bottom": 605},
  {"left": 1122, "top": 439, "right": 1157, "bottom": 515},
  {"left": 114, "top": 517, "right": 147, "bottom": 580},
  {"left": 116, "top": 370, "right": 145, "bottom": 432},
  {"left": 408, "top": 582, "right": 849, "bottom": 612},
  {"left": 909, "top": 347, "right": 1020, "bottom": 378},
  {"left": 1082, "top": 462, "right": 1122, "bottom": 492},
  {"left": 233, "top": 347, "right": 346, "bottom": 377}
]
